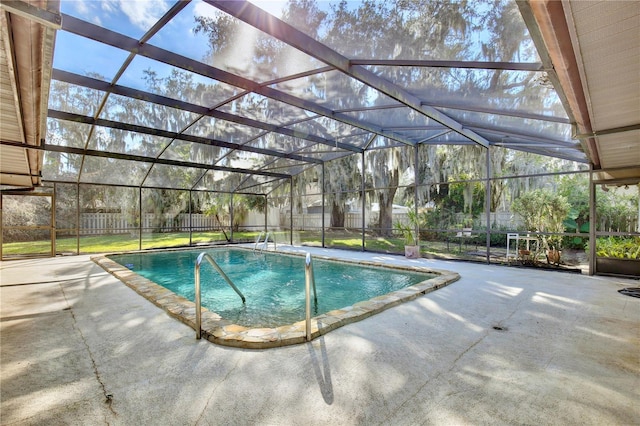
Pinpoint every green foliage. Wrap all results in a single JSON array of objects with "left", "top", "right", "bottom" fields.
[
  {"left": 596, "top": 237, "right": 640, "bottom": 260},
  {"left": 512, "top": 189, "right": 570, "bottom": 233},
  {"left": 557, "top": 173, "right": 590, "bottom": 249},
  {"left": 439, "top": 178, "right": 485, "bottom": 217},
  {"left": 512, "top": 189, "right": 570, "bottom": 250},
  {"left": 202, "top": 194, "right": 266, "bottom": 233},
  {"left": 394, "top": 210, "right": 421, "bottom": 245},
  {"left": 394, "top": 221, "right": 416, "bottom": 246},
  {"left": 596, "top": 186, "right": 639, "bottom": 232}
]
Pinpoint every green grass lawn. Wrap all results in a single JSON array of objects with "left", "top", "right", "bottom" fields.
[
  {"left": 3, "top": 229, "right": 479, "bottom": 259},
  {"left": 2, "top": 231, "right": 255, "bottom": 255},
  {"left": 2, "top": 230, "right": 405, "bottom": 256}
]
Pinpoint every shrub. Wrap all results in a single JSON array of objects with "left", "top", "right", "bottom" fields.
[{"left": 596, "top": 237, "right": 640, "bottom": 259}]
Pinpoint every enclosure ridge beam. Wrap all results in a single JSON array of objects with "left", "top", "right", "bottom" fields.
[
  {"left": 60, "top": 14, "right": 411, "bottom": 149},
  {"left": 349, "top": 59, "right": 545, "bottom": 71},
  {"left": 43, "top": 143, "right": 291, "bottom": 179},
  {"left": 47, "top": 109, "right": 322, "bottom": 165},
  {"left": 51, "top": 69, "right": 361, "bottom": 155},
  {"left": 207, "top": 0, "right": 490, "bottom": 149}
]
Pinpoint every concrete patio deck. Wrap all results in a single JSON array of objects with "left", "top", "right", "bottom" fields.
[{"left": 1, "top": 246, "right": 638, "bottom": 425}]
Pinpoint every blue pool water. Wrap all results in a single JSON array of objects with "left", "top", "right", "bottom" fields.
[{"left": 108, "top": 248, "right": 434, "bottom": 327}]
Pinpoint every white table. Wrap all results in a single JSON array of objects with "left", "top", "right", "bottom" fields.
[{"left": 506, "top": 233, "right": 539, "bottom": 263}]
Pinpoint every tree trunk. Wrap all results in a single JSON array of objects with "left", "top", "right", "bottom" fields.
[
  {"left": 490, "top": 180, "right": 504, "bottom": 212},
  {"left": 376, "top": 170, "right": 399, "bottom": 237},
  {"left": 330, "top": 201, "right": 345, "bottom": 228},
  {"left": 377, "top": 187, "right": 397, "bottom": 237}
]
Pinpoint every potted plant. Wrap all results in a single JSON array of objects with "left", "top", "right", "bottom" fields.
[
  {"left": 394, "top": 217, "right": 420, "bottom": 259},
  {"left": 595, "top": 237, "right": 640, "bottom": 277}
]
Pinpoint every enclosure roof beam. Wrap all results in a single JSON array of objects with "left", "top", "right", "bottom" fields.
[
  {"left": 575, "top": 123, "right": 640, "bottom": 139},
  {"left": 417, "top": 130, "right": 452, "bottom": 144},
  {"left": 462, "top": 124, "right": 581, "bottom": 147},
  {"left": 60, "top": 14, "right": 408, "bottom": 150},
  {"left": 207, "top": 0, "right": 490, "bottom": 149},
  {"left": 48, "top": 109, "right": 323, "bottom": 165},
  {"left": 52, "top": 69, "right": 357, "bottom": 156},
  {"left": 334, "top": 102, "right": 570, "bottom": 125},
  {"left": 501, "top": 144, "right": 588, "bottom": 163},
  {"left": 232, "top": 176, "right": 285, "bottom": 193},
  {"left": 349, "top": 59, "right": 545, "bottom": 71},
  {"left": 419, "top": 102, "right": 571, "bottom": 124},
  {"left": 43, "top": 144, "right": 291, "bottom": 179}
]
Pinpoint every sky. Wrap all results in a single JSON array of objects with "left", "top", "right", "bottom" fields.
[
  {"left": 54, "top": 0, "right": 300, "bottom": 87},
  {"left": 51, "top": 0, "right": 557, "bottom": 121}
]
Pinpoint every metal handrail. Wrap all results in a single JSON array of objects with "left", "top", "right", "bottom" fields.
[
  {"left": 254, "top": 231, "right": 266, "bottom": 251},
  {"left": 262, "top": 232, "right": 276, "bottom": 252},
  {"left": 194, "top": 252, "right": 245, "bottom": 339},
  {"left": 261, "top": 232, "right": 271, "bottom": 252},
  {"left": 304, "top": 252, "right": 318, "bottom": 341},
  {"left": 254, "top": 231, "right": 277, "bottom": 253}
]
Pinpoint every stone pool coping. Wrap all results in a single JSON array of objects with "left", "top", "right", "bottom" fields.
[{"left": 91, "top": 247, "right": 460, "bottom": 349}]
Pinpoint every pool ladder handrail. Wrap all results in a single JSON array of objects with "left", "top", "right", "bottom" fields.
[
  {"left": 254, "top": 231, "right": 276, "bottom": 253},
  {"left": 194, "top": 252, "right": 246, "bottom": 340},
  {"left": 305, "top": 252, "right": 318, "bottom": 341}
]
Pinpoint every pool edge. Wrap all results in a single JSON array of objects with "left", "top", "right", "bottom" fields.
[{"left": 91, "top": 247, "right": 460, "bottom": 349}]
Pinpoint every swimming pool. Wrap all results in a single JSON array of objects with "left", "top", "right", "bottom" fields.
[{"left": 93, "top": 247, "right": 459, "bottom": 348}]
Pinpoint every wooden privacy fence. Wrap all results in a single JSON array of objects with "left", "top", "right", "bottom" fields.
[
  {"left": 80, "top": 213, "right": 220, "bottom": 234},
  {"left": 77, "top": 211, "right": 638, "bottom": 235}
]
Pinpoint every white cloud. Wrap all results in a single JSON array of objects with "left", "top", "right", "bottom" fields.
[
  {"left": 114, "top": 0, "right": 170, "bottom": 31},
  {"left": 74, "top": 0, "right": 90, "bottom": 16},
  {"left": 100, "top": 0, "right": 115, "bottom": 14},
  {"left": 64, "top": 0, "right": 103, "bottom": 26},
  {"left": 193, "top": 1, "right": 218, "bottom": 20}
]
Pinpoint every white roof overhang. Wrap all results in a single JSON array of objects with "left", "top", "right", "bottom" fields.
[
  {"left": 521, "top": 0, "right": 640, "bottom": 184},
  {"left": 0, "top": 0, "right": 58, "bottom": 189}
]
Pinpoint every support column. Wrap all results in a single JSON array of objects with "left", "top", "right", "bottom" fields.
[
  {"left": 76, "top": 183, "right": 80, "bottom": 254},
  {"left": 290, "top": 177, "right": 293, "bottom": 245},
  {"left": 321, "top": 162, "right": 325, "bottom": 248},
  {"left": 189, "top": 190, "right": 193, "bottom": 246},
  {"left": 361, "top": 151, "right": 366, "bottom": 251},
  {"left": 414, "top": 145, "right": 420, "bottom": 248},
  {"left": 588, "top": 168, "right": 596, "bottom": 275},
  {"left": 138, "top": 187, "right": 142, "bottom": 250},
  {"left": 230, "top": 193, "right": 234, "bottom": 243},
  {"left": 51, "top": 187, "right": 56, "bottom": 256},
  {"left": 485, "top": 146, "right": 491, "bottom": 264}
]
